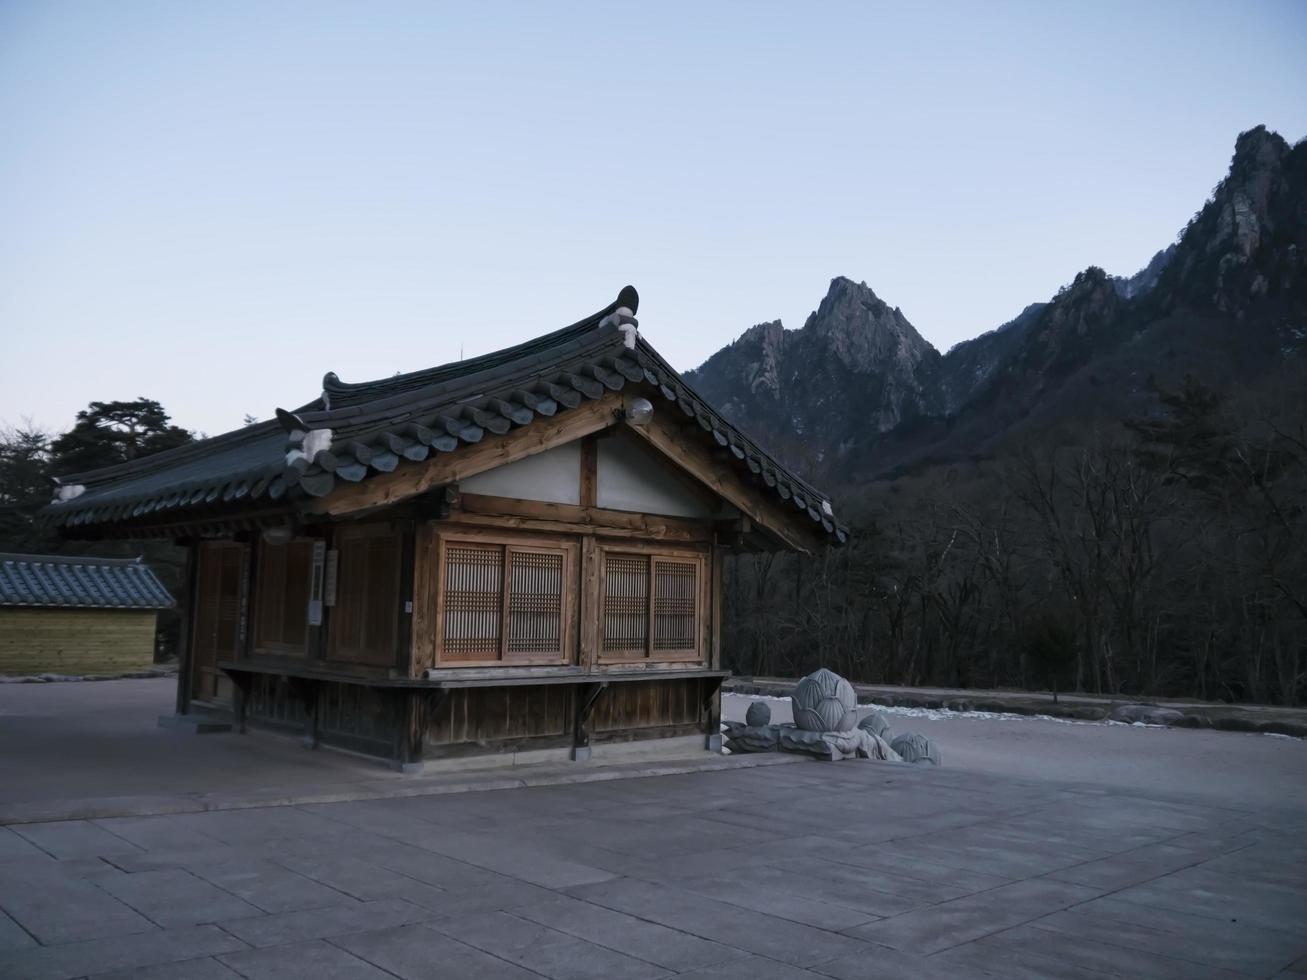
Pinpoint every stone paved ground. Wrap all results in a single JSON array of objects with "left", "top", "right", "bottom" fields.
[{"left": 3, "top": 755, "right": 1306, "bottom": 979}]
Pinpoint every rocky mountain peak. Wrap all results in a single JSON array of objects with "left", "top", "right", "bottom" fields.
[
  {"left": 1156, "top": 125, "right": 1304, "bottom": 314},
  {"left": 1044, "top": 266, "right": 1123, "bottom": 339},
  {"left": 687, "top": 125, "right": 1303, "bottom": 483},
  {"left": 1218, "top": 126, "right": 1291, "bottom": 261},
  {"left": 803, "top": 276, "right": 938, "bottom": 375}
]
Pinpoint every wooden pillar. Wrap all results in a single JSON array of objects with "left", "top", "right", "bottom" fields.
[
  {"left": 710, "top": 544, "right": 723, "bottom": 670},
  {"left": 572, "top": 680, "right": 608, "bottom": 761},
  {"left": 173, "top": 541, "right": 198, "bottom": 716},
  {"left": 394, "top": 689, "right": 444, "bottom": 772},
  {"left": 396, "top": 519, "right": 416, "bottom": 675},
  {"left": 578, "top": 537, "right": 600, "bottom": 669}
]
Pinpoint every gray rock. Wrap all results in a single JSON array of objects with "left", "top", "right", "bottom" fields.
[
  {"left": 1110, "top": 704, "right": 1185, "bottom": 726},
  {"left": 890, "top": 732, "right": 941, "bottom": 765},
  {"left": 779, "top": 726, "right": 902, "bottom": 762},
  {"left": 791, "top": 668, "right": 858, "bottom": 733},
  {"left": 857, "top": 710, "right": 892, "bottom": 740},
  {"left": 722, "top": 721, "right": 780, "bottom": 753},
  {"left": 745, "top": 701, "right": 772, "bottom": 728}
]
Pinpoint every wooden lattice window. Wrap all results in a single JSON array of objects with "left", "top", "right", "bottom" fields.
[
  {"left": 438, "top": 536, "right": 571, "bottom": 664},
  {"left": 602, "top": 554, "right": 649, "bottom": 658},
  {"left": 601, "top": 550, "right": 703, "bottom": 662}
]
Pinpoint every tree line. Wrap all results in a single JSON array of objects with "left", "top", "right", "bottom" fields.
[
  {"left": 0, "top": 398, "right": 193, "bottom": 553},
  {"left": 1, "top": 399, "right": 194, "bottom": 657},
  {"left": 723, "top": 369, "right": 1307, "bottom": 706}
]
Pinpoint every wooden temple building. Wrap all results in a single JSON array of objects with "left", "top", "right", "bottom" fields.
[{"left": 46, "top": 287, "right": 846, "bottom": 769}]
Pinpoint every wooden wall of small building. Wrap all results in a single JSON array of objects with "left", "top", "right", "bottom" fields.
[
  {"left": 0, "top": 608, "right": 157, "bottom": 676},
  {"left": 426, "top": 675, "right": 707, "bottom": 756}
]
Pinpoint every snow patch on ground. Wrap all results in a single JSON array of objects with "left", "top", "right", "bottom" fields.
[
  {"left": 739, "top": 692, "right": 1081, "bottom": 724},
  {"left": 731, "top": 693, "right": 1300, "bottom": 739}
]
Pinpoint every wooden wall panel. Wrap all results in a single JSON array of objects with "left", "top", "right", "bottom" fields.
[
  {"left": 317, "top": 682, "right": 393, "bottom": 753},
  {"left": 327, "top": 524, "right": 400, "bottom": 667},
  {"left": 252, "top": 539, "right": 313, "bottom": 656},
  {"left": 591, "top": 677, "right": 701, "bottom": 733},
  {"left": 0, "top": 608, "right": 156, "bottom": 676},
  {"left": 427, "top": 684, "right": 572, "bottom": 747},
  {"left": 243, "top": 673, "right": 309, "bottom": 731},
  {"left": 190, "top": 541, "right": 245, "bottom": 702}
]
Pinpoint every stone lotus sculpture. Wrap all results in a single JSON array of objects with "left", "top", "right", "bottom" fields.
[
  {"left": 857, "top": 710, "right": 892, "bottom": 739},
  {"left": 792, "top": 668, "right": 858, "bottom": 732},
  {"left": 722, "top": 700, "right": 780, "bottom": 753},
  {"left": 890, "top": 731, "right": 941, "bottom": 765},
  {"left": 724, "top": 667, "right": 943, "bottom": 766}
]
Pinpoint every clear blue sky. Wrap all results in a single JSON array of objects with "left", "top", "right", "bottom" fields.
[{"left": 2, "top": 0, "right": 1305, "bottom": 437}]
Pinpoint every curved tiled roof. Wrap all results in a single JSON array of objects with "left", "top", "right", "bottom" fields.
[
  {"left": 46, "top": 287, "right": 846, "bottom": 543},
  {"left": 0, "top": 553, "right": 173, "bottom": 609}
]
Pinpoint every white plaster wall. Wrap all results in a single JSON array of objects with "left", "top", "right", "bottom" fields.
[
  {"left": 597, "top": 430, "right": 715, "bottom": 518},
  {"left": 461, "top": 441, "right": 581, "bottom": 505}
]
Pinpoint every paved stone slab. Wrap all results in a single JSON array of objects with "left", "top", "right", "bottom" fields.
[
  {"left": 333, "top": 923, "right": 543, "bottom": 979},
  {"left": 845, "top": 878, "right": 1101, "bottom": 954},
  {"left": 88, "top": 957, "right": 245, "bottom": 979},
  {"left": 1112, "top": 864, "right": 1307, "bottom": 935},
  {"left": 830, "top": 844, "right": 1016, "bottom": 893},
  {"left": 0, "top": 911, "right": 34, "bottom": 953},
  {"left": 270, "top": 853, "right": 432, "bottom": 900},
  {"left": 0, "top": 923, "right": 245, "bottom": 980},
  {"left": 811, "top": 945, "right": 971, "bottom": 980},
  {"left": 0, "top": 861, "right": 155, "bottom": 944},
  {"left": 674, "top": 866, "right": 884, "bottom": 930},
  {"left": 384, "top": 878, "right": 554, "bottom": 925},
  {"left": 219, "top": 897, "right": 428, "bottom": 948},
  {"left": 10, "top": 821, "right": 142, "bottom": 860},
  {"left": 218, "top": 939, "right": 395, "bottom": 979},
  {"left": 414, "top": 827, "right": 618, "bottom": 889},
  {"left": 1045, "top": 841, "right": 1229, "bottom": 890},
  {"left": 768, "top": 855, "right": 994, "bottom": 907},
  {"left": 1030, "top": 898, "right": 1307, "bottom": 977},
  {"left": 509, "top": 893, "right": 745, "bottom": 972},
  {"left": 568, "top": 876, "right": 874, "bottom": 967},
  {"left": 927, "top": 938, "right": 1144, "bottom": 980},
  {"left": 431, "top": 909, "right": 671, "bottom": 980},
  {"left": 974, "top": 924, "right": 1250, "bottom": 979},
  {"left": 874, "top": 831, "right": 1092, "bottom": 879},
  {"left": 93, "top": 868, "right": 263, "bottom": 928},
  {"left": 0, "top": 827, "right": 46, "bottom": 863},
  {"left": 180, "top": 857, "right": 354, "bottom": 914},
  {"left": 674, "top": 953, "right": 831, "bottom": 980},
  {"left": 91, "top": 815, "right": 226, "bottom": 853}
]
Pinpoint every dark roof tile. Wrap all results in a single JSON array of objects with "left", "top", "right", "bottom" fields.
[
  {"left": 0, "top": 553, "right": 173, "bottom": 609},
  {"left": 45, "top": 286, "right": 846, "bottom": 542}
]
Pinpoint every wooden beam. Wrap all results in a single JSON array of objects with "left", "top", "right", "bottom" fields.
[
  {"left": 449, "top": 493, "right": 715, "bottom": 542},
  {"left": 623, "top": 407, "right": 816, "bottom": 554},
  {"left": 305, "top": 395, "right": 622, "bottom": 518},
  {"left": 579, "top": 435, "right": 597, "bottom": 508}
]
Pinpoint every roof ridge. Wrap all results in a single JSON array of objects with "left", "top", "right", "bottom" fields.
[
  {"left": 0, "top": 552, "right": 144, "bottom": 566},
  {"left": 54, "top": 418, "right": 287, "bottom": 488},
  {"left": 306, "top": 327, "right": 626, "bottom": 429},
  {"left": 321, "top": 285, "right": 639, "bottom": 406}
]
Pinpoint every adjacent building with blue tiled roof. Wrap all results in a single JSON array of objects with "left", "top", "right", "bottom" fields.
[{"left": 0, "top": 553, "right": 173, "bottom": 676}]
